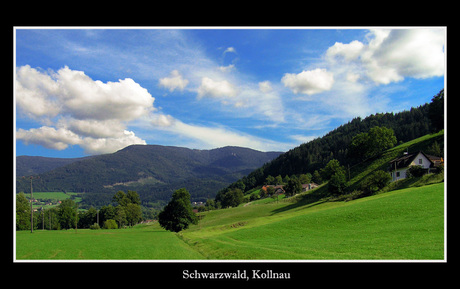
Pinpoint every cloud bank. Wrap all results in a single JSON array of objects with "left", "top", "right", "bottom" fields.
[{"left": 16, "top": 65, "right": 151, "bottom": 154}]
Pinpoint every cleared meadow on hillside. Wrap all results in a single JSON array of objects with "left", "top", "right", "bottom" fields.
[{"left": 182, "top": 183, "right": 444, "bottom": 260}]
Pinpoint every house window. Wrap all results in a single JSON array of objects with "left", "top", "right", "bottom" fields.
[
  {"left": 419, "top": 158, "right": 423, "bottom": 164},
  {"left": 396, "top": 172, "right": 400, "bottom": 177}
]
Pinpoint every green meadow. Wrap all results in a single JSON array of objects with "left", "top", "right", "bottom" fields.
[
  {"left": 183, "top": 183, "right": 444, "bottom": 260},
  {"left": 16, "top": 182, "right": 444, "bottom": 260},
  {"left": 15, "top": 224, "right": 203, "bottom": 260}
]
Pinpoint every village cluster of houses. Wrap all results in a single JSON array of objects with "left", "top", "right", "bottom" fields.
[
  {"left": 261, "top": 183, "right": 319, "bottom": 195},
  {"left": 29, "top": 198, "right": 62, "bottom": 212}
]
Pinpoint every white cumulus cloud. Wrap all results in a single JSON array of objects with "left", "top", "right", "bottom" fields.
[
  {"left": 16, "top": 126, "right": 82, "bottom": 151},
  {"left": 326, "top": 40, "right": 364, "bottom": 62},
  {"left": 79, "top": 130, "right": 146, "bottom": 155},
  {"left": 258, "top": 81, "right": 273, "bottom": 93},
  {"left": 281, "top": 68, "right": 334, "bottom": 95},
  {"left": 197, "top": 77, "right": 238, "bottom": 99},
  {"left": 326, "top": 28, "right": 445, "bottom": 85},
  {"left": 15, "top": 65, "right": 152, "bottom": 154},
  {"left": 158, "top": 70, "right": 189, "bottom": 92}
]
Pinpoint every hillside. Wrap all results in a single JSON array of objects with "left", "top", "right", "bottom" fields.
[
  {"left": 223, "top": 94, "right": 443, "bottom": 194},
  {"left": 16, "top": 145, "right": 282, "bottom": 207},
  {"left": 181, "top": 183, "right": 444, "bottom": 259}
]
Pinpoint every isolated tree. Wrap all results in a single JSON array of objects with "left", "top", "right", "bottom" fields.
[
  {"left": 159, "top": 188, "right": 198, "bottom": 232},
  {"left": 221, "top": 188, "right": 244, "bottom": 208}
]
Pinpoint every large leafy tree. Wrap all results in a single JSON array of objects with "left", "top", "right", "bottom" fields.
[
  {"left": 220, "top": 188, "right": 244, "bottom": 208},
  {"left": 158, "top": 188, "right": 198, "bottom": 232},
  {"left": 112, "top": 190, "right": 142, "bottom": 227},
  {"left": 58, "top": 199, "right": 77, "bottom": 229},
  {"left": 349, "top": 126, "right": 397, "bottom": 160}
]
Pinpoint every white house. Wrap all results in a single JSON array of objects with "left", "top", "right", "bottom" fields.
[{"left": 388, "top": 151, "right": 434, "bottom": 182}]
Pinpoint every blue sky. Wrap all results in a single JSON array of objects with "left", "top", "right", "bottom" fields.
[{"left": 15, "top": 27, "right": 445, "bottom": 157}]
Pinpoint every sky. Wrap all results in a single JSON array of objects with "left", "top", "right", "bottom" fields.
[{"left": 15, "top": 27, "right": 446, "bottom": 158}]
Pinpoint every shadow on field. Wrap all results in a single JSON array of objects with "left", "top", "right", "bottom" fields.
[{"left": 270, "top": 189, "right": 327, "bottom": 215}]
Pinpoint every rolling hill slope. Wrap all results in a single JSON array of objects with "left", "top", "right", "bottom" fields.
[
  {"left": 179, "top": 131, "right": 445, "bottom": 259},
  {"left": 181, "top": 183, "right": 444, "bottom": 260}
]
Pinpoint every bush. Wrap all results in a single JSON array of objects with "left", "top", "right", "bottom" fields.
[
  {"left": 406, "top": 165, "right": 427, "bottom": 178},
  {"left": 89, "top": 223, "right": 100, "bottom": 230},
  {"left": 361, "top": 170, "right": 391, "bottom": 195},
  {"left": 103, "top": 219, "right": 118, "bottom": 229},
  {"left": 328, "top": 170, "right": 347, "bottom": 195}
]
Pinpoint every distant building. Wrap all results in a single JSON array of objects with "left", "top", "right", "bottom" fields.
[
  {"left": 301, "top": 183, "right": 319, "bottom": 192},
  {"left": 261, "top": 185, "right": 285, "bottom": 194},
  {"left": 388, "top": 151, "right": 441, "bottom": 181}
]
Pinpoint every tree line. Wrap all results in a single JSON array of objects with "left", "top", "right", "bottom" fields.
[{"left": 16, "top": 190, "right": 143, "bottom": 231}]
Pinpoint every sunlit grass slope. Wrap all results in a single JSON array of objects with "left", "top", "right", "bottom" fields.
[{"left": 182, "top": 183, "right": 444, "bottom": 260}]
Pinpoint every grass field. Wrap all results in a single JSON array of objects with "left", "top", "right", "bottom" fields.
[
  {"left": 15, "top": 224, "right": 203, "bottom": 260},
  {"left": 15, "top": 183, "right": 444, "bottom": 261},
  {"left": 181, "top": 183, "right": 444, "bottom": 260}
]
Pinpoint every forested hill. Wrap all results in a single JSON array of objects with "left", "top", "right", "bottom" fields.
[
  {"left": 16, "top": 145, "right": 282, "bottom": 207},
  {"left": 226, "top": 89, "right": 444, "bottom": 193},
  {"left": 16, "top": 155, "right": 94, "bottom": 176}
]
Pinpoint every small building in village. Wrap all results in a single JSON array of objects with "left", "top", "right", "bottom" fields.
[
  {"left": 388, "top": 151, "right": 442, "bottom": 182},
  {"left": 301, "top": 183, "right": 319, "bottom": 192},
  {"left": 262, "top": 183, "right": 319, "bottom": 194}
]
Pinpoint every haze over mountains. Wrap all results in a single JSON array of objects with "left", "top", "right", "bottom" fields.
[{"left": 16, "top": 145, "right": 282, "bottom": 207}]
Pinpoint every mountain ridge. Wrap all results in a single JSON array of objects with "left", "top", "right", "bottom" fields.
[{"left": 16, "top": 145, "right": 283, "bottom": 207}]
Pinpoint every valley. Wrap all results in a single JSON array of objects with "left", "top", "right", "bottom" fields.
[{"left": 16, "top": 182, "right": 444, "bottom": 260}]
